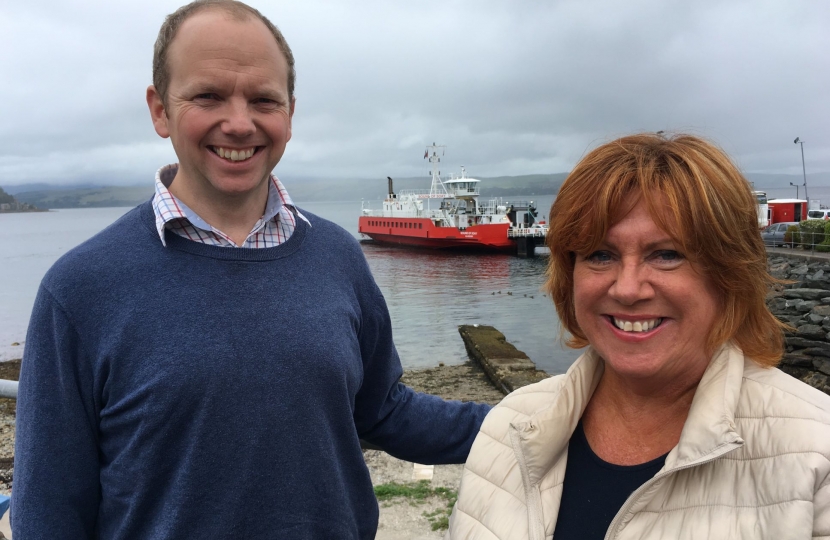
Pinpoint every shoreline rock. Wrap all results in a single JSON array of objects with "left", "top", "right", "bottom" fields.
[{"left": 767, "top": 255, "right": 830, "bottom": 395}]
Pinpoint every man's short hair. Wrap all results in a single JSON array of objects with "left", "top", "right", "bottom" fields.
[
  {"left": 152, "top": 0, "right": 296, "bottom": 108},
  {"left": 545, "top": 133, "right": 787, "bottom": 367}
]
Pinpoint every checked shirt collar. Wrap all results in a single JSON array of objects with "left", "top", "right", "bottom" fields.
[{"left": 151, "top": 164, "right": 309, "bottom": 248}]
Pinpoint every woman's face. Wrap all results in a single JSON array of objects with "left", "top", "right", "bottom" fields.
[{"left": 573, "top": 196, "right": 720, "bottom": 384}]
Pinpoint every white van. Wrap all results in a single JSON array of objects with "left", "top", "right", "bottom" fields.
[{"left": 807, "top": 209, "right": 830, "bottom": 220}]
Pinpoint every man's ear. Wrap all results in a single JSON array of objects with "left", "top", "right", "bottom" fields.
[
  {"left": 286, "top": 96, "right": 296, "bottom": 142},
  {"left": 146, "top": 85, "right": 170, "bottom": 138}
]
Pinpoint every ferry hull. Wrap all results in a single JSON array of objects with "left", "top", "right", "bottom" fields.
[{"left": 358, "top": 216, "right": 515, "bottom": 251}]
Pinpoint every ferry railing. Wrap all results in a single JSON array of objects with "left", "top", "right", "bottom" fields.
[
  {"left": 397, "top": 189, "right": 449, "bottom": 199},
  {"left": 508, "top": 226, "right": 548, "bottom": 238}
]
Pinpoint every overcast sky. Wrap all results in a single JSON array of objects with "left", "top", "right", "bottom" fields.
[{"left": 1, "top": 0, "right": 828, "bottom": 187}]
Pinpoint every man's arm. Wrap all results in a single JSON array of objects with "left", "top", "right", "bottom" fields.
[
  {"left": 353, "top": 292, "right": 491, "bottom": 464},
  {"left": 12, "top": 286, "right": 101, "bottom": 538}
]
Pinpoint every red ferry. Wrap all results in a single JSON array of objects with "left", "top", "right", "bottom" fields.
[{"left": 358, "top": 144, "right": 547, "bottom": 255}]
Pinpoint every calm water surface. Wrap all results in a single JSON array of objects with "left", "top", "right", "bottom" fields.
[{"left": 0, "top": 198, "right": 581, "bottom": 373}]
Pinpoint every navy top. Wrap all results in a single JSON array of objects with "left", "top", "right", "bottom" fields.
[
  {"left": 13, "top": 201, "right": 491, "bottom": 540},
  {"left": 553, "top": 421, "right": 667, "bottom": 539}
]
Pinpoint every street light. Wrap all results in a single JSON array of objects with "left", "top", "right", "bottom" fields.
[
  {"left": 790, "top": 182, "right": 799, "bottom": 199},
  {"left": 794, "top": 137, "right": 808, "bottom": 203}
]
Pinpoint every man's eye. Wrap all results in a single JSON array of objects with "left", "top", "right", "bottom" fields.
[{"left": 194, "top": 93, "right": 217, "bottom": 100}]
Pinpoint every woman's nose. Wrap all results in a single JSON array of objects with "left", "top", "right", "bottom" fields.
[{"left": 608, "top": 261, "right": 654, "bottom": 305}]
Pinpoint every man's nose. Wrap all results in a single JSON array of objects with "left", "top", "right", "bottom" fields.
[
  {"left": 608, "top": 261, "right": 654, "bottom": 305},
  {"left": 221, "top": 99, "right": 256, "bottom": 137}
]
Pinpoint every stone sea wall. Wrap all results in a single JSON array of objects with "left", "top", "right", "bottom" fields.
[{"left": 768, "top": 255, "right": 830, "bottom": 395}]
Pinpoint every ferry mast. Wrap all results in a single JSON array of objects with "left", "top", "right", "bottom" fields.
[{"left": 426, "top": 143, "right": 449, "bottom": 198}]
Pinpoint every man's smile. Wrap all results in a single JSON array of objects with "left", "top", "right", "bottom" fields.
[{"left": 208, "top": 146, "right": 260, "bottom": 162}]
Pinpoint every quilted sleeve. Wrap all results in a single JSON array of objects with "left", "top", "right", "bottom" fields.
[{"left": 816, "top": 471, "right": 830, "bottom": 540}]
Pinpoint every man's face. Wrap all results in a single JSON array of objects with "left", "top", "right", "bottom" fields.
[{"left": 147, "top": 10, "right": 294, "bottom": 202}]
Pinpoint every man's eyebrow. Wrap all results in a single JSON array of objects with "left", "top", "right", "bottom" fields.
[
  {"left": 185, "top": 83, "right": 226, "bottom": 95},
  {"left": 254, "top": 89, "right": 281, "bottom": 100}
]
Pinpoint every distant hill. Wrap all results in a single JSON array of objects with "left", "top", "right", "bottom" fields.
[
  {"left": 2, "top": 182, "right": 102, "bottom": 196},
  {"left": 8, "top": 170, "right": 827, "bottom": 208},
  {"left": 0, "top": 187, "right": 14, "bottom": 205},
  {"left": 290, "top": 172, "right": 569, "bottom": 202},
  {"left": 0, "top": 186, "right": 44, "bottom": 213},
  {"left": 8, "top": 173, "right": 569, "bottom": 208},
  {"left": 13, "top": 186, "right": 154, "bottom": 209}
]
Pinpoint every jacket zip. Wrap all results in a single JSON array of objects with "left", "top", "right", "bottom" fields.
[
  {"left": 602, "top": 440, "right": 743, "bottom": 540},
  {"left": 509, "top": 424, "right": 547, "bottom": 540}
]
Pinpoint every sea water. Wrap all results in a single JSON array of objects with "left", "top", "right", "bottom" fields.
[{"left": 0, "top": 198, "right": 581, "bottom": 374}]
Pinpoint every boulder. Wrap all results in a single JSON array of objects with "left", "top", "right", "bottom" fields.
[
  {"left": 768, "top": 298, "right": 788, "bottom": 312},
  {"left": 780, "top": 353, "right": 816, "bottom": 368},
  {"left": 783, "top": 288, "right": 829, "bottom": 300},
  {"left": 785, "top": 336, "right": 830, "bottom": 349},
  {"left": 797, "top": 324, "right": 826, "bottom": 340},
  {"left": 796, "top": 301, "right": 819, "bottom": 313},
  {"left": 802, "top": 372, "right": 830, "bottom": 394},
  {"left": 813, "top": 358, "right": 830, "bottom": 376},
  {"left": 801, "top": 347, "right": 830, "bottom": 359},
  {"left": 790, "top": 264, "right": 810, "bottom": 276}
]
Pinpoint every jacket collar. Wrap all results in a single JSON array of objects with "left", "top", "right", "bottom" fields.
[
  {"left": 665, "top": 343, "right": 745, "bottom": 468},
  {"left": 511, "top": 342, "right": 745, "bottom": 485}
]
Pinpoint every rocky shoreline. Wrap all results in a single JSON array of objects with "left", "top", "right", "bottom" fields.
[{"left": 768, "top": 254, "right": 830, "bottom": 394}]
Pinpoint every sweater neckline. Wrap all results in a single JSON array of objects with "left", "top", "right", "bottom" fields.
[{"left": 139, "top": 200, "right": 307, "bottom": 261}]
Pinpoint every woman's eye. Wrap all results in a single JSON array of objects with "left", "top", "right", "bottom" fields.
[
  {"left": 652, "top": 250, "right": 684, "bottom": 264},
  {"left": 586, "top": 251, "right": 613, "bottom": 264}
]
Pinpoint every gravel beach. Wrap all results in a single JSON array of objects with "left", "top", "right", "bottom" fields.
[{"left": 0, "top": 359, "right": 18, "bottom": 497}]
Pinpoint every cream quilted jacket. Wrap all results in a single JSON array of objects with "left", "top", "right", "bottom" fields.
[{"left": 446, "top": 343, "right": 830, "bottom": 539}]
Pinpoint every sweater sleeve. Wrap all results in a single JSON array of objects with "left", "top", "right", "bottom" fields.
[
  {"left": 816, "top": 471, "right": 830, "bottom": 540},
  {"left": 12, "top": 286, "right": 100, "bottom": 539},
  {"left": 352, "top": 284, "right": 491, "bottom": 464}
]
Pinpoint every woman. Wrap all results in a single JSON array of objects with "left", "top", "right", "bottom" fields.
[{"left": 446, "top": 134, "right": 830, "bottom": 539}]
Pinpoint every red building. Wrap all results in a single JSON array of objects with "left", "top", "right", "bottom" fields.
[{"left": 768, "top": 199, "right": 808, "bottom": 224}]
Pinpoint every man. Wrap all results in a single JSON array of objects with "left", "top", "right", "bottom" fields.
[{"left": 11, "top": 1, "right": 490, "bottom": 538}]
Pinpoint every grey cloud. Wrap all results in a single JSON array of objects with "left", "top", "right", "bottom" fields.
[{"left": 1, "top": 0, "right": 828, "bottom": 187}]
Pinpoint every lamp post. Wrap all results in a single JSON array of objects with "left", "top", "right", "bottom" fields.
[
  {"left": 794, "top": 137, "right": 808, "bottom": 204},
  {"left": 790, "top": 182, "right": 799, "bottom": 199}
]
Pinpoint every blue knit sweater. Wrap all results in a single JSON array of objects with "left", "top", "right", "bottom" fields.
[{"left": 12, "top": 201, "right": 491, "bottom": 539}]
